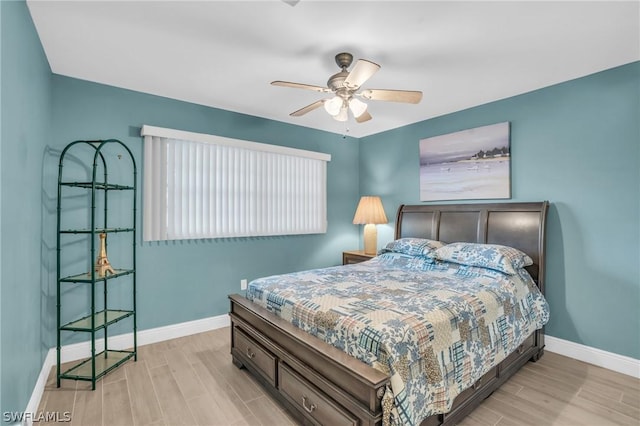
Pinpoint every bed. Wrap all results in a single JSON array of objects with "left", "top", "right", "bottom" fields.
[{"left": 229, "top": 201, "right": 549, "bottom": 426}]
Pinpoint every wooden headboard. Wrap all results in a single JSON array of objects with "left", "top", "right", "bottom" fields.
[{"left": 395, "top": 202, "right": 549, "bottom": 293}]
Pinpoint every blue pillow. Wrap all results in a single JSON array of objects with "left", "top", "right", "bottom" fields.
[
  {"left": 380, "top": 238, "right": 445, "bottom": 258},
  {"left": 434, "top": 242, "right": 533, "bottom": 275}
]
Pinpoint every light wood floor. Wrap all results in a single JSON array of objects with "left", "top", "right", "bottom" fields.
[{"left": 37, "top": 328, "right": 639, "bottom": 425}]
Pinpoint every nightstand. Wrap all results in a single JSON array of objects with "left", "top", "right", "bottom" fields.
[{"left": 342, "top": 250, "right": 376, "bottom": 265}]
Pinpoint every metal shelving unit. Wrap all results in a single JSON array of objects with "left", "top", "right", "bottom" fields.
[{"left": 56, "top": 139, "right": 137, "bottom": 390}]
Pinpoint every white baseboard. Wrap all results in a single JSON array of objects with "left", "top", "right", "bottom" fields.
[
  {"left": 545, "top": 335, "right": 640, "bottom": 379},
  {"left": 20, "top": 350, "right": 56, "bottom": 426},
  {"left": 57, "top": 313, "right": 230, "bottom": 364},
  {"left": 22, "top": 314, "right": 230, "bottom": 426},
  {"left": 23, "top": 319, "right": 638, "bottom": 426}
]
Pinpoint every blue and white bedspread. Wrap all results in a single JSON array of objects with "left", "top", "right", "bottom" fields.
[{"left": 246, "top": 253, "right": 550, "bottom": 426}]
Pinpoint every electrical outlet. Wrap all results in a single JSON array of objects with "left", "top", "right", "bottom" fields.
[{"left": 240, "top": 279, "right": 247, "bottom": 290}]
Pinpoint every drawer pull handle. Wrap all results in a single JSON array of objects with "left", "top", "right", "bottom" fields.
[
  {"left": 472, "top": 377, "right": 483, "bottom": 390},
  {"left": 302, "top": 395, "right": 316, "bottom": 413},
  {"left": 246, "top": 348, "right": 255, "bottom": 359}
]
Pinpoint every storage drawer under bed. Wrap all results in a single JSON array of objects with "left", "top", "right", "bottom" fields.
[
  {"left": 232, "top": 326, "right": 277, "bottom": 386},
  {"left": 446, "top": 366, "right": 498, "bottom": 414},
  {"left": 501, "top": 333, "right": 536, "bottom": 372},
  {"left": 279, "top": 361, "right": 359, "bottom": 426}
]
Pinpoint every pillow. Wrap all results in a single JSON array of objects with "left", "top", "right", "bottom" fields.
[
  {"left": 434, "top": 242, "right": 533, "bottom": 275},
  {"left": 380, "top": 238, "right": 445, "bottom": 258}
]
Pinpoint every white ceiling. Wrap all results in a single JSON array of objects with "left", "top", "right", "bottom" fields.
[{"left": 27, "top": 1, "right": 639, "bottom": 138}]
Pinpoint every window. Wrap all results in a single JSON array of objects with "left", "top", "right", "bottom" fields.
[{"left": 141, "top": 125, "right": 331, "bottom": 241}]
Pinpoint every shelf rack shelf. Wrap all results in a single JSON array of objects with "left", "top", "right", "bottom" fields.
[
  {"left": 59, "top": 228, "right": 135, "bottom": 234},
  {"left": 59, "top": 269, "right": 134, "bottom": 283},
  {"left": 60, "top": 309, "right": 134, "bottom": 332},
  {"left": 56, "top": 139, "right": 137, "bottom": 390},
  {"left": 59, "top": 349, "right": 135, "bottom": 382}
]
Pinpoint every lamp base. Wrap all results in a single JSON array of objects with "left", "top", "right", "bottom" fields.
[{"left": 363, "top": 224, "right": 378, "bottom": 255}]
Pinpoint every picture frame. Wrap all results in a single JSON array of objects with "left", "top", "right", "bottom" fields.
[{"left": 419, "top": 122, "right": 511, "bottom": 201}]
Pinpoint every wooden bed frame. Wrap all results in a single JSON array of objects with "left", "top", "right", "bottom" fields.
[{"left": 229, "top": 201, "right": 549, "bottom": 426}]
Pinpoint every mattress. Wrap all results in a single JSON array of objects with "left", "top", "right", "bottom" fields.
[{"left": 246, "top": 252, "right": 550, "bottom": 425}]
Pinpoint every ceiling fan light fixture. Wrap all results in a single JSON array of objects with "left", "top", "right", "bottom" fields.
[
  {"left": 333, "top": 107, "right": 348, "bottom": 122},
  {"left": 273, "top": 52, "right": 422, "bottom": 124},
  {"left": 324, "top": 96, "right": 343, "bottom": 116},
  {"left": 348, "top": 98, "right": 368, "bottom": 118}
]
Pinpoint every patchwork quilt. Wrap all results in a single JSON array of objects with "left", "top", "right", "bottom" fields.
[{"left": 246, "top": 252, "right": 550, "bottom": 426}]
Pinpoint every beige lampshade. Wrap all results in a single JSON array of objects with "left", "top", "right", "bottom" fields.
[
  {"left": 353, "top": 196, "right": 387, "bottom": 255},
  {"left": 352, "top": 196, "right": 388, "bottom": 225}
]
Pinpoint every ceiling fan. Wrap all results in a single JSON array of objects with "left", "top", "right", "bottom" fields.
[{"left": 271, "top": 52, "right": 423, "bottom": 123}]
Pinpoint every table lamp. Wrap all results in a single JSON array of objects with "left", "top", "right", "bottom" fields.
[{"left": 352, "top": 196, "right": 388, "bottom": 255}]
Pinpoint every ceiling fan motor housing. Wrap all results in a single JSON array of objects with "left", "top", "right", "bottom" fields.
[
  {"left": 327, "top": 71, "right": 350, "bottom": 95},
  {"left": 329, "top": 53, "right": 357, "bottom": 98}
]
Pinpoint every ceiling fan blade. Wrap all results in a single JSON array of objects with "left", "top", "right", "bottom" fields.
[
  {"left": 343, "top": 59, "right": 380, "bottom": 90},
  {"left": 290, "top": 100, "right": 326, "bottom": 117},
  {"left": 360, "top": 89, "right": 423, "bottom": 104},
  {"left": 355, "top": 110, "right": 372, "bottom": 123},
  {"left": 271, "top": 81, "right": 330, "bottom": 93}
]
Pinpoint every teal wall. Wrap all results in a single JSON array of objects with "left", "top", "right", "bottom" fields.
[
  {"left": 360, "top": 62, "right": 640, "bottom": 359},
  {"left": 1, "top": 0, "right": 3, "bottom": 415},
  {"left": 48, "top": 75, "right": 360, "bottom": 346},
  {"left": 1, "top": 0, "right": 3, "bottom": 416},
  {"left": 2, "top": 0, "right": 638, "bottom": 418},
  {"left": 1, "top": 0, "right": 52, "bottom": 420}
]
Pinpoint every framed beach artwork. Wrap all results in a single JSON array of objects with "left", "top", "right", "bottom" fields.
[{"left": 419, "top": 122, "right": 511, "bottom": 201}]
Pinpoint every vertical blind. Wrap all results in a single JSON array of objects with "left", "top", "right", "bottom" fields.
[{"left": 141, "top": 126, "right": 331, "bottom": 241}]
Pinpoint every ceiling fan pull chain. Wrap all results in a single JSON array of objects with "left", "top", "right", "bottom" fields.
[{"left": 342, "top": 123, "right": 350, "bottom": 140}]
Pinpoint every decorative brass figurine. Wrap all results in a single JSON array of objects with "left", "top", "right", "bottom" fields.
[{"left": 95, "top": 233, "right": 116, "bottom": 277}]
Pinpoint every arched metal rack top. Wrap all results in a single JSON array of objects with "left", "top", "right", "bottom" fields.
[{"left": 58, "top": 138, "right": 136, "bottom": 189}]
